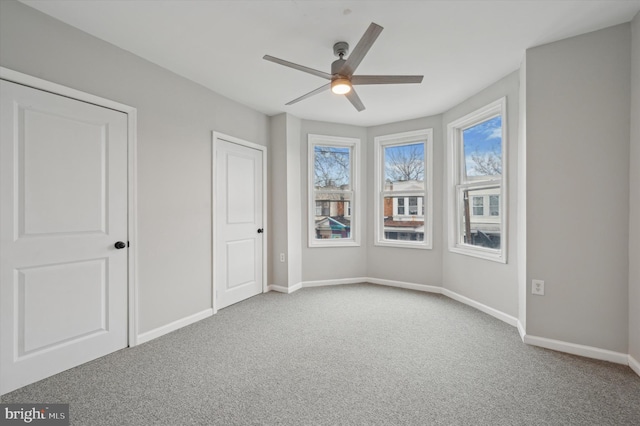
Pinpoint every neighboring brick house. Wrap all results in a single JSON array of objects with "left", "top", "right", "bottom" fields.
[
  {"left": 383, "top": 180, "right": 425, "bottom": 241},
  {"left": 314, "top": 186, "right": 351, "bottom": 239}
]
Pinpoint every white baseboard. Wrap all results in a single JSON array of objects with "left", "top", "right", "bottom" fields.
[
  {"left": 136, "top": 308, "right": 213, "bottom": 345},
  {"left": 441, "top": 288, "right": 519, "bottom": 327},
  {"left": 517, "top": 320, "right": 526, "bottom": 342},
  {"left": 268, "top": 283, "right": 302, "bottom": 294},
  {"left": 301, "top": 277, "right": 367, "bottom": 287},
  {"left": 523, "top": 334, "right": 629, "bottom": 365},
  {"left": 367, "top": 277, "right": 442, "bottom": 294},
  {"left": 629, "top": 355, "right": 640, "bottom": 377}
]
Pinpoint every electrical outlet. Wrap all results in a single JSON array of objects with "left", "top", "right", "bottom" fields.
[
  {"left": 532, "top": 279, "right": 545, "bottom": 296},
  {"left": 280, "top": 253, "right": 285, "bottom": 262}
]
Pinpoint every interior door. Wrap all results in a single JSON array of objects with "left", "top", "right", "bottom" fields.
[
  {"left": 215, "top": 139, "right": 264, "bottom": 310},
  {"left": 0, "top": 80, "right": 128, "bottom": 394}
]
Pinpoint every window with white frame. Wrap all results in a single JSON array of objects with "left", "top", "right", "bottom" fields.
[
  {"left": 447, "top": 98, "right": 507, "bottom": 262},
  {"left": 308, "top": 134, "right": 360, "bottom": 247},
  {"left": 374, "top": 129, "right": 433, "bottom": 249}
]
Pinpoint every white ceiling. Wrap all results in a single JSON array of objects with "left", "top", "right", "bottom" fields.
[{"left": 20, "top": 0, "right": 640, "bottom": 127}]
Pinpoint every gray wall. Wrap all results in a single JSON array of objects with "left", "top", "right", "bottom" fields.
[
  {"left": 300, "top": 120, "right": 368, "bottom": 281},
  {"left": 441, "top": 71, "right": 521, "bottom": 318},
  {"left": 525, "top": 24, "right": 631, "bottom": 352},
  {"left": 366, "top": 116, "right": 444, "bottom": 286},
  {"left": 0, "top": 1, "right": 270, "bottom": 334},
  {"left": 630, "top": 12, "right": 640, "bottom": 362},
  {"left": 518, "top": 60, "right": 528, "bottom": 329},
  {"left": 269, "top": 114, "right": 288, "bottom": 287},
  {"left": 269, "top": 113, "right": 303, "bottom": 289},
  {"left": 286, "top": 115, "right": 303, "bottom": 287}
]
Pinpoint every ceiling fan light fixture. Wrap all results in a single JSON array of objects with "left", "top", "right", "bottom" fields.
[{"left": 331, "top": 78, "right": 351, "bottom": 95}]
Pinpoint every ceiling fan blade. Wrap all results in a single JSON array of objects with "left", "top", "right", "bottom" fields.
[
  {"left": 263, "top": 55, "right": 332, "bottom": 80},
  {"left": 339, "top": 23, "right": 384, "bottom": 77},
  {"left": 351, "top": 75, "right": 424, "bottom": 85},
  {"left": 345, "top": 88, "right": 365, "bottom": 112},
  {"left": 285, "top": 83, "right": 331, "bottom": 105}
]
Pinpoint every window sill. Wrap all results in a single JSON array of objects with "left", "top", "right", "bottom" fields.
[
  {"left": 449, "top": 244, "right": 506, "bottom": 263},
  {"left": 375, "top": 240, "right": 432, "bottom": 250},
  {"left": 309, "top": 240, "right": 361, "bottom": 248}
]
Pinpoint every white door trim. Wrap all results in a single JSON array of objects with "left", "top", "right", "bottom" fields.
[
  {"left": 0, "top": 67, "right": 140, "bottom": 347},
  {"left": 212, "top": 131, "right": 267, "bottom": 314}
]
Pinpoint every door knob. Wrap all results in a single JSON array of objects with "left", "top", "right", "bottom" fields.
[
  {"left": 114, "top": 241, "right": 127, "bottom": 249},
  {"left": 257, "top": 228, "right": 264, "bottom": 234}
]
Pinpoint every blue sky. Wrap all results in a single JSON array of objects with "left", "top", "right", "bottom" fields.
[{"left": 462, "top": 116, "right": 502, "bottom": 176}]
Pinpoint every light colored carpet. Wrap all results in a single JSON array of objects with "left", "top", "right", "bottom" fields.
[{"left": 2, "top": 283, "right": 639, "bottom": 425}]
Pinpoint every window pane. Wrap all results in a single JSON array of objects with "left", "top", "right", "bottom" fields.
[
  {"left": 462, "top": 116, "right": 502, "bottom": 178},
  {"left": 409, "top": 197, "right": 418, "bottom": 215},
  {"left": 314, "top": 192, "right": 352, "bottom": 240},
  {"left": 472, "top": 196, "right": 484, "bottom": 216},
  {"left": 489, "top": 195, "right": 499, "bottom": 216},
  {"left": 461, "top": 188, "right": 501, "bottom": 249},
  {"left": 384, "top": 143, "right": 425, "bottom": 190},
  {"left": 383, "top": 195, "right": 424, "bottom": 242},
  {"left": 314, "top": 145, "right": 351, "bottom": 190}
]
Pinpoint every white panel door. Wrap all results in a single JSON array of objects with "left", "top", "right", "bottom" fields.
[
  {"left": 0, "top": 80, "right": 128, "bottom": 394},
  {"left": 215, "top": 139, "right": 263, "bottom": 310}
]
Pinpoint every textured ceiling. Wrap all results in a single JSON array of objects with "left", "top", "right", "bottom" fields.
[{"left": 20, "top": 0, "right": 640, "bottom": 126}]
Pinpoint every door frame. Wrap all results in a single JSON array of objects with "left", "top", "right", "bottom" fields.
[
  {"left": 212, "top": 131, "right": 267, "bottom": 314},
  {"left": 0, "top": 67, "right": 140, "bottom": 347}
]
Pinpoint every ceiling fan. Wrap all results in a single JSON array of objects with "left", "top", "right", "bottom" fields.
[{"left": 263, "top": 22, "right": 424, "bottom": 112}]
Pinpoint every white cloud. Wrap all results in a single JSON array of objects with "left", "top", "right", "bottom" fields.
[{"left": 488, "top": 127, "right": 502, "bottom": 140}]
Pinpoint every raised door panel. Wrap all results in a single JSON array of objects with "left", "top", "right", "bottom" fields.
[
  {"left": 226, "top": 154, "right": 256, "bottom": 225},
  {"left": 18, "top": 259, "right": 107, "bottom": 355},
  {"left": 226, "top": 239, "right": 256, "bottom": 290},
  {"left": 20, "top": 108, "right": 106, "bottom": 237}
]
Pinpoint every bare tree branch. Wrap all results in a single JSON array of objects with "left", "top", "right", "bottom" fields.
[
  {"left": 385, "top": 145, "right": 424, "bottom": 182},
  {"left": 314, "top": 147, "right": 350, "bottom": 188},
  {"left": 469, "top": 150, "right": 501, "bottom": 176}
]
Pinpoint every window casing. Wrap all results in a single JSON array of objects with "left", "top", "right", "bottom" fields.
[
  {"left": 308, "top": 134, "right": 360, "bottom": 247},
  {"left": 374, "top": 129, "right": 433, "bottom": 249},
  {"left": 447, "top": 98, "right": 507, "bottom": 262}
]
